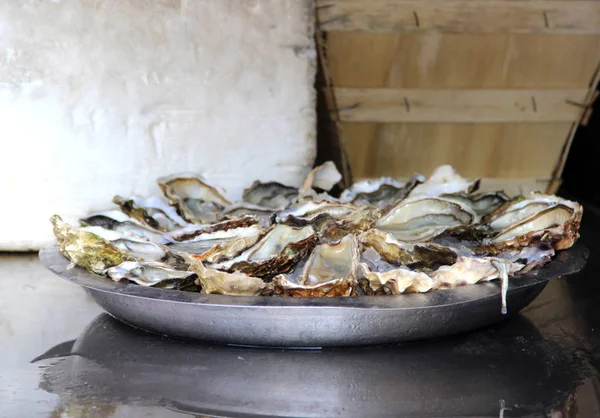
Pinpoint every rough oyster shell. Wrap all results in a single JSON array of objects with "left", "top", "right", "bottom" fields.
[
  {"left": 359, "top": 229, "right": 457, "bottom": 271},
  {"left": 358, "top": 263, "right": 435, "bottom": 295},
  {"left": 107, "top": 260, "right": 196, "bottom": 288},
  {"left": 80, "top": 226, "right": 187, "bottom": 268},
  {"left": 273, "top": 235, "right": 360, "bottom": 297},
  {"left": 113, "top": 195, "right": 188, "bottom": 231},
  {"left": 213, "top": 224, "right": 318, "bottom": 280},
  {"left": 186, "top": 257, "right": 273, "bottom": 296},
  {"left": 409, "top": 165, "right": 480, "bottom": 197},
  {"left": 242, "top": 181, "right": 298, "bottom": 210},
  {"left": 51, "top": 215, "right": 132, "bottom": 275},
  {"left": 298, "top": 161, "right": 342, "bottom": 197},
  {"left": 157, "top": 173, "right": 231, "bottom": 224},
  {"left": 375, "top": 196, "right": 477, "bottom": 242}
]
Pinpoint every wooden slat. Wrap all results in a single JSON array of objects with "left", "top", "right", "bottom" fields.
[
  {"left": 335, "top": 88, "right": 588, "bottom": 123},
  {"left": 318, "top": 0, "right": 600, "bottom": 34},
  {"left": 341, "top": 122, "right": 572, "bottom": 179},
  {"left": 326, "top": 33, "right": 600, "bottom": 89}
]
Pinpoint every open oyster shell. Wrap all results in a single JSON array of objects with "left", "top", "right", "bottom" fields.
[
  {"left": 275, "top": 200, "right": 362, "bottom": 224},
  {"left": 213, "top": 224, "right": 318, "bottom": 280},
  {"left": 187, "top": 257, "right": 273, "bottom": 296},
  {"left": 359, "top": 229, "right": 457, "bottom": 271},
  {"left": 340, "top": 174, "right": 424, "bottom": 208},
  {"left": 112, "top": 195, "right": 188, "bottom": 231},
  {"left": 484, "top": 194, "right": 583, "bottom": 252},
  {"left": 81, "top": 210, "right": 171, "bottom": 244},
  {"left": 375, "top": 196, "right": 477, "bottom": 242},
  {"left": 273, "top": 235, "right": 360, "bottom": 297},
  {"left": 298, "top": 161, "right": 342, "bottom": 198},
  {"left": 242, "top": 181, "right": 298, "bottom": 210},
  {"left": 157, "top": 173, "right": 231, "bottom": 224},
  {"left": 409, "top": 165, "right": 480, "bottom": 198},
  {"left": 440, "top": 192, "right": 509, "bottom": 218},
  {"left": 358, "top": 263, "right": 435, "bottom": 295},
  {"left": 107, "top": 260, "right": 196, "bottom": 288},
  {"left": 51, "top": 215, "right": 132, "bottom": 275}
]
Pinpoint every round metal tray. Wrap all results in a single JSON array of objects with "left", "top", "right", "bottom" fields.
[{"left": 39, "top": 244, "right": 588, "bottom": 347}]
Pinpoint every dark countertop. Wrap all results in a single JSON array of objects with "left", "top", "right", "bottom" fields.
[{"left": 2, "top": 204, "right": 600, "bottom": 417}]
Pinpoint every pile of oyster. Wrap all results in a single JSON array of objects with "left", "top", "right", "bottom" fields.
[{"left": 51, "top": 162, "right": 582, "bottom": 311}]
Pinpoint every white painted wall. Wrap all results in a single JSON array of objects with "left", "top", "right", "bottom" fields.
[{"left": 0, "top": 0, "right": 317, "bottom": 250}]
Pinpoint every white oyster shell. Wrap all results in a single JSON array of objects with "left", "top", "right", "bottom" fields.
[{"left": 375, "top": 196, "right": 477, "bottom": 242}]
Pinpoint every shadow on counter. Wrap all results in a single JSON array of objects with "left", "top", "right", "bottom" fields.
[{"left": 33, "top": 312, "right": 589, "bottom": 418}]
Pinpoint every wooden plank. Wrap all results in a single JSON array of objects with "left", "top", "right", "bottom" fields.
[
  {"left": 335, "top": 88, "right": 588, "bottom": 123},
  {"left": 326, "top": 33, "right": 600, "bottom": 89},
  {"left": 340, "top": 122, "right": 572, "bottom": 179},
  {"left": 318, "top": 0, "right": 600, "bottom": 34}
]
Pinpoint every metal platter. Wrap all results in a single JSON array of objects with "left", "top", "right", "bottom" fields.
[{"left": 39, "top": 244, "right": 588, "bottom": 347}]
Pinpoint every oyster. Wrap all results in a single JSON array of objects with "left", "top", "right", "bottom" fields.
[
  {"left": 187, "top": 257, "right": 273, "bottom": 296},
  {"left": 431, "top": 257, "right": 524, "bottom": 314},
  {"left": 431, "top": 256, "right": 522, "bottom": 288},
  {"left": 169, "top": 216, "right": 260, "bottom": 242},
  {"left": 484, "top": 194, "right": 583, "bottom": 251},
  {"left": 157, "top": 173, "right": 231, "bottom": 224},
  {"left": 359, "top": 229, "right": 457, "bottom": 271},
  {"left": 440, "top": 192, "right": 509, "bottom": 218},
  {"left": 107, "top": 260, "right": 196, "bottom": 288},
  {"left": 375, "top": 196, "right": 476, "bottom": 242},
  {"left": 81, "top": 210, "right": 171, "bottom": 244},
  {"left": 275, "top": 200, "right": 361, "bottom": 223},
  {"left": 273, "top": 235, "right": 360, "bottom": 297},
  {"left": 220, "top": 203, "right": 274, "bottom": 228},
  {"left": 242, "top": 181, "right": 298, "bottom": 210},
  {"left": 168, "top": 223, "right": 265, "bottom": 258},
  {"left": 213, "top": 224, "right": 318, "bottom": 279},
  {"left": 51, "top": 215, "right": 132, "bottom": 274},
  {"left": 358, "top": 263, "right": 434, "bottom": 295},
  {"left": 299, "top": 161, "right": 343, "bottom": 196},
  {"left": 409, "top": 165, "right": 480, "bottom": 197},
  {"left": 113, "top": 195, "right": 188, "bottom": 231},
  {"left": 340, "top": 174, "right": 424, "bottom": 208},
  {"left": 283, "top": 208, "right": 380, "bottom": 242}
]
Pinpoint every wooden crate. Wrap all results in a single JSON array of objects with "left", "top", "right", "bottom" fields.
[{"left": 316, "top": 0, "right": 600, "bottom": 194}]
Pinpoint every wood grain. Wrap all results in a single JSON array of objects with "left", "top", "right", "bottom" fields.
[
  {"left": 318, "top": 0, "right": 600, "bottom": 34},
  {"left": 326, "top": 33, "right": 600, "bottom": 89},
  {"left": 340, "top": 123, "right": 572, "bottom": 179},
  {"left": 335, "top": 88, "right": 588, "bottom": 123}
]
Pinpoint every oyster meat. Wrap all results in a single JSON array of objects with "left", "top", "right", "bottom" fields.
[
  {"left": 375, "top": 196, "right": 476, "bottom": 242},
  {"left": 107, "top": 260, "right": 196, "bottom": 288},
  {"left": 242, "top": 181, "right": 298, "bottom": 210},
  {"left": 273, "top": 235, "right": 360, "bottom": 297},
  {"left": 484, "top": 194, "right": 583, "bottom": 251},
  {"left": 213, "top": 224, "right": 318, "bottom": 280},
  {"left": 340, "top": 174, "right": 424, "bottom": 208}
]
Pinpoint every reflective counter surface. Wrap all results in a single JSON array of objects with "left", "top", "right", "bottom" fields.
[{"left": 2, "top": 204, "right": 600, "bottom": 417}]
